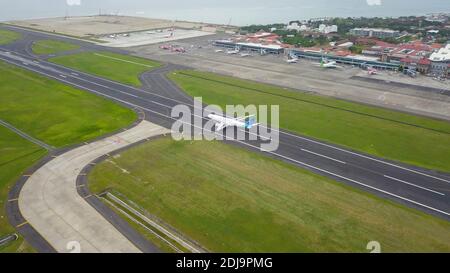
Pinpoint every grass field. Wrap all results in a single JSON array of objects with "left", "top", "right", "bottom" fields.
[
  {"left": 0, "top": 61, "right": 136, "bottom": 147},
  {"left": 0, "top": 60, "right": 137, "bottom": 252},
  {"left": 50, "top": 51, "right": 161, "bottom": 86},
  {"left": 31, "top": 40, "right": 80, "bottom": 55},
  {"left": 0, "top": 29, "right": 21, "bottom": 45},
  {"left": 168, "top": 70, "right": 450, "bottom": 173},
  {"left": 89, "top": 138, "right": 450, "bottom": 252},
  {"left": 0, "top": 126, "right": 45, "bottom": 253}
]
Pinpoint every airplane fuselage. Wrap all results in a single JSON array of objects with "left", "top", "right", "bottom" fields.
[
  {"left": 227, "top": 50, "right": 239, "bottom": 54},
  {"left": 208, "top": 114, "right": 245, "bottom": 128},
  {"left": 207, "top": 114, "right": 257, "bottom": 131}
]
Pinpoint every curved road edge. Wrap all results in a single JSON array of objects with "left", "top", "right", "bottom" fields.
[
  {"left": 76, "top": 134, "right": 169, "bottom": 253},
  {"left": 6, "top": 108, "right": 168, "bottom": 253}
]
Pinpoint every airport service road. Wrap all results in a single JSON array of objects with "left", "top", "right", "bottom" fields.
[
  {"left": 1, "top": 47, "right": 450, "bottom": 222},
  {"left": 18, "top": 120, "right": 168, "bottom": 253}
]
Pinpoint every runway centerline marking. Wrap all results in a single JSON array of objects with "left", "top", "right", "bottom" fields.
[
  {"left": 384, "top": 175, "right": 445, "bottom": 196},
  {"left": 93, "top": 53, "right": 154, "bottom": 68},
  {"left": 301, "top": 148, "right": 346, "bottom": 164},
  {"left": 276, "top": 129, "right": 450, "bottom": 184}
]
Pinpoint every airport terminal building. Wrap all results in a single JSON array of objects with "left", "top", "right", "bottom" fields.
[
  {"left": 289, "top": 49, "right": 400, "bottom": 70},
  {"left": 213, "top": 39, "right": 402, "bottom": 70},
  {"left": 213, "top": 40, "right": 285, "bottom": 54}
]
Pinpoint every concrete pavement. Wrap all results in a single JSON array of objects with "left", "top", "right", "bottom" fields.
[{"left": 18, "top": 120, "right": 169, "bottom": 253}]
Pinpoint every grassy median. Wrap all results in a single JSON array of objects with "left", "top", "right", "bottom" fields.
[
  {"left": 0, "top": 61, "right": 136, "bottom": 147},
  {"left": 32, "top": 40, "right": 80, "bottom": 55},
  {"left": 168, "top": 70, "right": 450, "bottom": 173},
  {"left": 0, "top": 60, "right": 137, "bottom": 252},
  {"left": 50, "top": 51, "right": 161, "bottom": 86},
  {"left": 0, "top": 126, "right": 46, "bottom": 253},
  {"left": 0, "top": 29, "right": 21, "bottom": 45},
  {"left": 88, "top": 137, "right": 450, "bottom": 252}
]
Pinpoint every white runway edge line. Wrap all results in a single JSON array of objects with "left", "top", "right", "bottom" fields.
[
  {"left": 384, "top": 175, "right": 445, "bottom": 196},
  {"left": 301, "top": 148, "right": 346, "bottom": 164},
  {"left": 28, "top": 50, "right": 450, "bottom": 185},
  {"left": 4, "top": 57, "right": 449, "bottom": 219},
  {"left": 93, "top": 53, "right": 154, "bottom": 68},
  {"left": 280, "top": 129, "right": 450, "bottom": 184}
]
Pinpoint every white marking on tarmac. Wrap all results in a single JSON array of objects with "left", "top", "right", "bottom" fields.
[
  {"left": 93, "top": 53, "right": 154, "bottom": 68},
  {"left": 275, "top": 129, "right": 450, "bottom": 184},
  {"left": 301, "top": 148, "right": 346, "bottom": 164},
  {"left": 384, "top": 175, "right": 445, "bottom": 196}
]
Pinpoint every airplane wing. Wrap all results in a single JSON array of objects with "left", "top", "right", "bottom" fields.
[{"left": 215, "top": 122, "right": 226, "bottom": 131}]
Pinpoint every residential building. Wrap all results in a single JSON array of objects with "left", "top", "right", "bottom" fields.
[
  {"left": 350, "top": 28, "right": 400, "bottom": 39},
  {"left": 318, "top": 24, "right": 338, "bottom": 34},
  {"left": 429, "top": 44, "right": 450, "bottom": 77}
]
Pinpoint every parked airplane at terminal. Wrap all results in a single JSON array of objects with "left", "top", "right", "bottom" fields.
[
  {"left": 405, "top": 68, "right": 417, "bottom": 78},
  {"left": 226, "top": 48, "right": 240, "bottom": 54},
  {"left": 171, "top": 46, "right": 186, "bottom": 53},
  {"left": 164, "top": 32, "right": 174, "bottom": 38},
  {"left": 287, "top": 57, "right": 298, "bottom": 64},
  {"left": 316, "top": 58, "right": 342, "bottom": 69},
  {"left": 367, "top": 67, "right": 379, "bottom": 75},
  {"left": 160, "top": 44, "right": 172, "bottom": 50},
  {"left": 208, "top": 114, "right": 259, "bottom": 131},
  {"left": 286, "top": 53, "right": 299, "bottom": 63}
]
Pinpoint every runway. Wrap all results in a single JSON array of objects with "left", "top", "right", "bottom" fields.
[{"left": 1, "top": 26, "right": 450, "bottom": 223}]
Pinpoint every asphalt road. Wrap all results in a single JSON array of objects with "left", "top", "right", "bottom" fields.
[{"left": 1, "top": 26, "right": 450, "bottom": 222}]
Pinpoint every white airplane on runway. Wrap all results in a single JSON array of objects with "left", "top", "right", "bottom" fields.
[
  {"left": 215, "top": 49, "right": 224, "bottom": 53},
  {"left": 208, "top": 114, "right": 259, "bottom": 131},
  {"left": 240, "top": 53, "right": 251, "bottom": 57}
]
